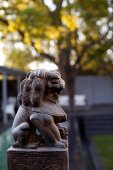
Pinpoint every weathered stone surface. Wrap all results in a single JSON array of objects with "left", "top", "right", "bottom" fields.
[
  {"left": 12, "top": 69, "right": 68, "bottom": 148},
  {"left": 7, "top": 146, "right": 69, "bottom": 170},
  {"left": 7, "top": 69, "right": 69, "bottom": 170}
]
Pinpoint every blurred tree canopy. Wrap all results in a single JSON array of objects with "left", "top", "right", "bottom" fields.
[
  {"left": 1, "top": 1, "right": 112, "bottom": 165},
  {"left": 0, "top": 0, "right": 113, "bottom": 106},
  {"left": 3, "top": 46, "right": 34, "bottom": 71}
]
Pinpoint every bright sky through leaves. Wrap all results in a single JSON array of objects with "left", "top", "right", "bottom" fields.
[{"left": 0, "top": 43, "right": 5, "bottom": 65}]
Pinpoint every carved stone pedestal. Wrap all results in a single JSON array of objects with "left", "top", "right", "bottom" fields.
[{"left": 7, "top": 147, "right": 69, "bottom": 170}]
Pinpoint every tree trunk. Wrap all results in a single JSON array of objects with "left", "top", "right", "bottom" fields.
[
  {"left": 58, "top": 48, "right": 76, "bottom": 111},
  {"left": 59, "top": 62, "right": 86, "bottom": 170},
  {"left": 59, "top": 64, "right": 76, "bottom": 111},
  {"left": 65, "top": 74, "right": 75, "bottom": 112}
]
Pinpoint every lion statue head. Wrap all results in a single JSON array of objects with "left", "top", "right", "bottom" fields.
[{"left": 17, "top": 69, "right": 65, "bottom": 107}]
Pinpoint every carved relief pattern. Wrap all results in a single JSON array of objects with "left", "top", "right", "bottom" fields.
[{"left": 8, "top": 154, "right": 62, "bottom": 170}]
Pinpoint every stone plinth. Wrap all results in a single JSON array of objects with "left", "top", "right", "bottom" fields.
[{"left": 7, "top": 147, "right": 69, "bottom": 170}]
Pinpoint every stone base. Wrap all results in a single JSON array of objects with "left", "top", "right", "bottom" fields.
[{"left": 7, "top": 146, "right": 69, "bottom": 170}]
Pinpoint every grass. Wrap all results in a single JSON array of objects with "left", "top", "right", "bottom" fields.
[{"left": 93, "top": 135, "right": 113, "bottom": 170}]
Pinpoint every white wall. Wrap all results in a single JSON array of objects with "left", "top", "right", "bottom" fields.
[{"left": 76, "top": 76, "right": 113, "bottom": 105}]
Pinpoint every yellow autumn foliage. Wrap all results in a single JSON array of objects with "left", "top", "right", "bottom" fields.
[
  {"left": 71, "top": 39, "right": 76, "bottom": 46},
  {"left": 20, "top": 24, "right": 26, "bottom": 31},
  {"left": 84, "top": 60, "right": 97, "bottom": 70},
  {"left": 91, "top": 33, "right": 99, "bottom": 40},
  {"left": 57, "top": 26, "right": 67, "bottom": 33},
  {"left": 34, "top": 40, "right": 42, "bottom": 52},
  {"left": 2, "top": 27, "right": 8, "bottom": 35},
  {"left": 45, "top": 27, "right": 60, "bottom": 39},
  {"left": 17, "top": 3, "right": 27, "bottom": 10},
  {"left": 8, "top": 21, "right": 17, "bottom": 32},
  {"left": 24, "top": 32, "right": 31, "bottom": 45},
  {"left": 61, "top": 12, "right": 79, "bottom": 31},
  {"left": 32, "top": 28, "right": 38, "bottom": 34},
  {"left": 59, "top": 43, "right": 67, "bottom": 49}
]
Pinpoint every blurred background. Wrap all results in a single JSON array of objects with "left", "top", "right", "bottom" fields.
[{"left": 0, "top": 0, "right": 113, "bottom": 170}]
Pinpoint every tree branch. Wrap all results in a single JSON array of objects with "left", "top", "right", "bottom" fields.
[
  {"left": 0, "top": 17, "right": 8, "bottom": 25},
  {"left": 40, "top": 52, "right": 57, "bottom": 64},
  {"left": 0, "top": 17, "right": 57, "bottom": 65},
  {"left": 74, "top": 16, "right": 112, "bottom": 68},
  {"left": 74, "top": 30, "right": 110, "bottom": 68},
  {"left": 30, "top": 41, "right": 57, "bottom": 64}
]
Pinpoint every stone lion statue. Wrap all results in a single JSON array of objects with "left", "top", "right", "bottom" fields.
[{"left": 12, "top": 69, "right": 68, "bottom": 148}]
